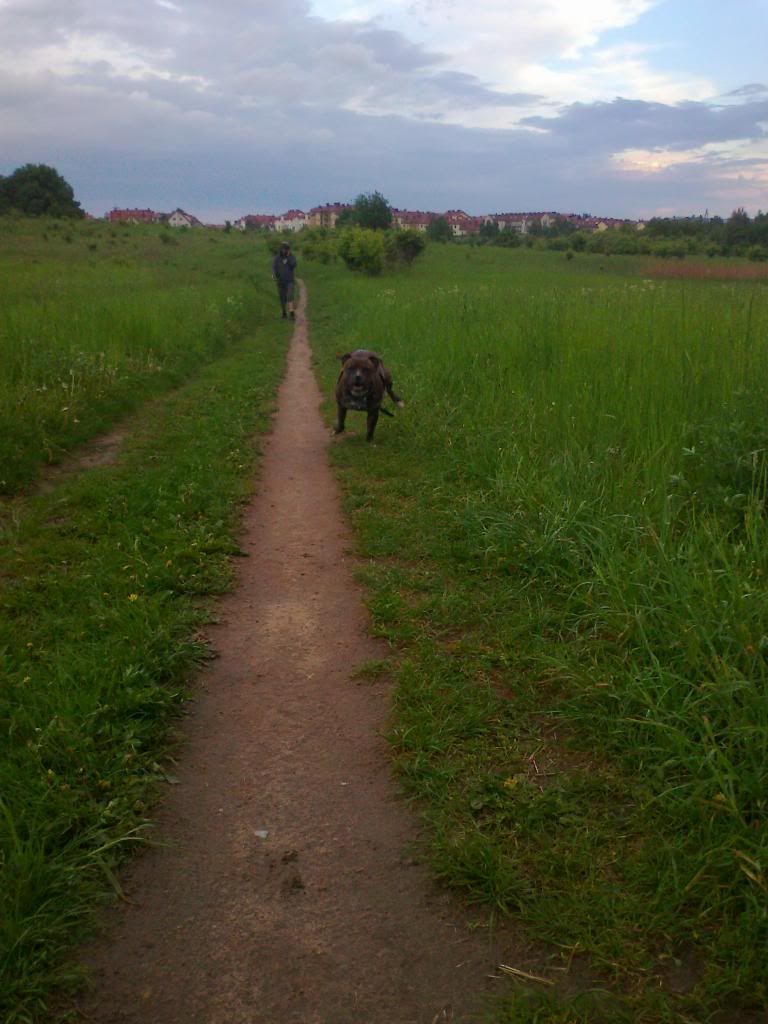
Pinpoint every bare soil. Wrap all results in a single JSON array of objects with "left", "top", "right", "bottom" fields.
[
  {"left": 74, "top": 286, "right": 518, "bottom": 1024},
  {"left": 37, "top": 426, "right": 130, "bottom": 494}
]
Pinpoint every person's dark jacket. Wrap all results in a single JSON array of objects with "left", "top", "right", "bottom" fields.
[{"left": 272, "top": 251, "right": 297, "bottom": 283}]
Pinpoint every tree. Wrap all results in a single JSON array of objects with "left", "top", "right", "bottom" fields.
[
  {"left": 547, "top": 216, "right": 577, "bottom": 237},
  {"left": 426, "top": 216, "right": 453, "bottom": 242},
  {"left": 726, "top": 207, "right": 752, "bottom": 249},
  {"left": 350, "top": 191, "right": 393, "bottom": 230},
  {"left": 479, "top": 219, "right": 500, "bottom": 240},
  {"left": 0, "top": 163, "right": 83, "bottom": 218},
  {"left": 335, "top": 207, "right": 355, "bottom": 230},
  {"left": 387, "top": 228, "right": 426, "bottom": 266}
]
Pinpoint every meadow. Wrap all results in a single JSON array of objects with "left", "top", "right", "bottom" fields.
[
  {"left": 2, "top": 221, "right": 766, "bottom": 1023},
  {"left": 0, "top": 217, "right": 279, "bottom": 493},
  {"left": 0, "top": 219, "right": 288, "bottom": 1021},
  {"left": 304, "top": 244, "right": 768, "bottom": 1022}
]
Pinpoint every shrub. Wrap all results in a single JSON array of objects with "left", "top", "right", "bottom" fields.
[
  {"left": 652, "top": 239, "right": 687, "bottom": 259},
  {"left": 545, "top": 236, "right": 571, "bottom": 252},
  {"left": 337, "top": 227, "right": 387, "bottom": 275},
  {"left": 387, "top": 228, "right": 427, "bottom": 266}
]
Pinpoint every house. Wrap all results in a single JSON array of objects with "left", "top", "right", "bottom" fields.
[
  {"left": 487, "top": 213, "right": 530, "bottom": 234},
  {"left": 444, "top": 210, "right": 482, "bottom": 237},
  {"left": 166, "top": 208, "right": 202, "bottom": 228},
  {"left": 274, "top": 209, "right": 308, "bottom": 232},
  {"left": 489, "top": 211, "right": 568, "bottom": 234},
  {"left": 106, "top": 208, "right": 161, "bottom": 224},
  {"left": 308, "top": 203, "right": 350, "bottom": 229},
  {"left": 392, "top": 209, "right": 436, "bottom": 232},
  {"left": 234, "top": 214, "right": 277, "bottom": 232}
]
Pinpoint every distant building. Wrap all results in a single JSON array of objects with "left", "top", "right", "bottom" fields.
[
  {"left": 443, "top": 210, "right": 482, "bottom": 236},
  {"left": 274, "top": 209, "right": 309, "bottom": 232},
  {"left": 106, "top": 208, "right": 160, "bottom": 224},
  {"left": 308, "top": 203, "right": 350, "bottom": 229},
  {"left": 234, "top": 214, "right": 277, "bottom": 232},
  {"left": 166, "top": 208, "right": 202, "bottom": 228},
  {"left": 485, "top": 213, "right": 529, "bottom": 234},
  {"left": 392, "top": 209, "right": 436, "bottom": 232}
]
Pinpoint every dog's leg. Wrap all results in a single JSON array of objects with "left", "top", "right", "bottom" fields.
[
  {"left": 333, "top": 403, "right": 347, "bottom": 435},
  {"left": 365, "top": 408, "right": 379, "bottom": 442},
  {"left": 381, "top": 368, "right": 404, "bottom": 408},
  {"left": 386, "top": 383, "right": 405, "bottom": 408}
]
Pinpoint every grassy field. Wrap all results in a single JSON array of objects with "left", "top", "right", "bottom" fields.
[
  {"left": 0, "top": 220, "right": 288, "bottom": 1022},
  {"left": 0, "top": 216, "right": 280, "bottom": 494},
  {"left": 304, "top": 244, "right": 768, "bottom": 1022},
  {"left": 3, "top": 223, "right": 766, "bottom": 1023}
]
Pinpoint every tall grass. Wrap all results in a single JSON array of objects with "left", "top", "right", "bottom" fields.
[
  {"left": 305, "top": 245, "right": 768, "bottom": 1018},
  {"left": 0, "top": 218, "right": 274, "bottom": 493}
]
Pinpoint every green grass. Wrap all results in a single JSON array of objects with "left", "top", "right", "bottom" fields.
[
  {"left": 0, "top": 217, "right": 277, "bottom": 494},
  {"left": 303, "top": 243, "right": 768, "bottom": 1022},
  {"left": 0, "top": 222, "right": 287, "bottom": 1022}
]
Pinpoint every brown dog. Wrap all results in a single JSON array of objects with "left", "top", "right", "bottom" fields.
[{"left": 333, "top": 349, "right": 404, "bottom": 442}]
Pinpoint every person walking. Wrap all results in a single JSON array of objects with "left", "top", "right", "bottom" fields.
[{"left": 272, "top": 241, "right": 297, "bottom": 319}]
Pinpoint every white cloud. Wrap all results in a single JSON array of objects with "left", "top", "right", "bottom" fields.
[
  {"left": 307, "top": 0, "right": 714, "bottom": 125},
  {"left": 519, "top": 43, "right": 713, "bottom": 107},
  {"left": 615, "top": 139, "right": 768, "bottom": 185}
]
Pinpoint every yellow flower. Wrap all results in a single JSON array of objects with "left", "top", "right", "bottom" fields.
[{"left": 128, "top": 593, "right": 138, "bottom": 602}]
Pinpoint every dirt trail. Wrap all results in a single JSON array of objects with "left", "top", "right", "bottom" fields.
[{"left": 76, "top": 285, "right": 510, "bottom": 1024}]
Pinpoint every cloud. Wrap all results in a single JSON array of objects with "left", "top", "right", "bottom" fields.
[
  {"left": 522, "top": 95, "right": 768, "bottom": 153},
  {"left": 0, "top": 0, "right": 765, "bottom": 220},
  {"left": 725, "top": 83, "right": 768, "bottom": 99}
]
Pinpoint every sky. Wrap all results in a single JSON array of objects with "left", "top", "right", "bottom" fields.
[{"left": 0, "top": 0, "right": 766, "bottom": 222}]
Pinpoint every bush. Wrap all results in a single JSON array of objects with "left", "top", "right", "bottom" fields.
[
  {"left": 387, "top": 228, "right": 427, "bottom": 266},
  {"left": 653, "top": 239, "right": 688, "bottom": 259},
  {"left": 337, "top": 227, "right": 387, "bottom": 275},
  {"left": 301, "top": 229, "right": 337, "bottom": 264},
  {"left": 545, "top": 236, "right": 571, "bottom": 252}
]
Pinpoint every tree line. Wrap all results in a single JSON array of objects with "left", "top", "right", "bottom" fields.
[
  {"left": 0, "top": 164, "right": 84, "bottom": 219},
  {"left": 473, "top": 209, "right": 768, "bottom": 260}
]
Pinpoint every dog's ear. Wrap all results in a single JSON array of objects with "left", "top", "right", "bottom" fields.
[
  {"left": 368, "top": 354, "right": 380, "bottom": 368},
  {"left": 338, "top": 352, "right": 352, "bottom": 364}
]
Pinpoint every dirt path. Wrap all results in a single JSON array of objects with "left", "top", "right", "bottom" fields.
[{"left": 75, "top": 285, "right": 511, "bottom": 1024}]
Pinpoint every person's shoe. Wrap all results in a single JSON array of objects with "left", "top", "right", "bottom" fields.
[{"left": 289, "top": 310, "right": 295, "bottom": 319}]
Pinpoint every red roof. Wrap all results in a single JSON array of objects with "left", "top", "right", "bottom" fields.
[{"left": 107, "top": 208, "right": 159, "bottom": 223}]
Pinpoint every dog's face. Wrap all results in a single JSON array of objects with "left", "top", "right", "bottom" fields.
[{"left": 337, "top": 351, "right": 383, "bottom": 406}]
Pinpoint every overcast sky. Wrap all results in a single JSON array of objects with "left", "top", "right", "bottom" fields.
[{"left": 1, "top": 0, "right": 766, "bottom": 222}]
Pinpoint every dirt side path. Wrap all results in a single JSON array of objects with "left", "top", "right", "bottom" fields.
[{"left": 76, "top": 285, "right": 510, "bottom": 1024}]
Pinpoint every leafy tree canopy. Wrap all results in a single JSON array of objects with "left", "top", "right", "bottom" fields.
[
  {"left": 426, "top": 215, "right": 453, "bottom": 242},
  {"left": 350, "top": 191, "right": 393, "bottom": 230},
  {"left": 0, "top": 163, "right": 83, "bottom": 218}
]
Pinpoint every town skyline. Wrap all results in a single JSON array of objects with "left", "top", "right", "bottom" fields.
[{"left": 103, "top": 200, "right": 652, "bottom": 235}]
